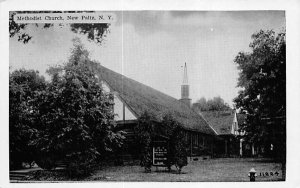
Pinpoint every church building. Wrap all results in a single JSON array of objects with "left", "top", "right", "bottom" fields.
[{"left": 89, "top": 62, "right": 218, "bottom": 159}]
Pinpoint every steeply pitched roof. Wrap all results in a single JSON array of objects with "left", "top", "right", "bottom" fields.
[
  {"left": 200, "top": 111, "right": 235, "bottom": 135},
  {"left": 89, "top": 62, "right": 216, "bottom": 135}
]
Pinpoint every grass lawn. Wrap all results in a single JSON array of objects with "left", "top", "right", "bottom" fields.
[{"left": 22, "top": 158, "right": 284, "bottom": 182}]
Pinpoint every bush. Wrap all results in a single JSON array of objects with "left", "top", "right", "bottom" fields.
[
  {"left": 162, "top": 114, "right": 188, "bottom": 173},
  {"left": 171, "top": 127, "right": 188, "bottom": 173},
  {"left": 35, "top": 156, "right": 56, "bottom": 170},
  {"left": 135, "top": 111, "right": 156, "bottom": 172},
  {"left": 140, "top": 138, "right": 152, "bottom": 172},
  {"left": 135, "top": 112, "right": 188, "bottom": 173},
  {"left": 66, "top": 153, "right": 96, "bottom": 177}
]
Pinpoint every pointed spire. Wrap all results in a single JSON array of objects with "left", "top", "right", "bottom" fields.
[
  {"left": 180, "top": 62, "right": 191, "bottom": 107},
  {"left": 183, "top": 62, "right": 188, "bottom": 85}
]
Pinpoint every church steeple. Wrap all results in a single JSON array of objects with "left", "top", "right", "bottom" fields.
[
  {"left": 180, "top": 62, "right": 191, "bottom": 107},
  {"left": 183, "top": 62, "right": 188, "bottom": 85}
]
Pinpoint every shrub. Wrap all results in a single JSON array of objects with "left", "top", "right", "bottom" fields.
[
  {"left": 162, "top": 114, "right": 188, "bottom": 173},
  {"left": 66, "top": 152, "right": 96, "bottom": 177},
  {"left": 35, "top": 156, "right": 56, "bottom": 170},
  {"left": 135, "top": 111, "right": 156, "bottom": 172},
  {"left": 135, "top": 112, "right": 188, "bottom": 173},
  {"left": 171, "top": 127, "right": 188, "bottom": 173}
]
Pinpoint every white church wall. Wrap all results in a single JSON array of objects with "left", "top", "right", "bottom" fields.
[
  {"left": 113, "top": 96, "right": 137, "bottom": 121},
  {"left": 101, "top": 81, "right": 136, "bottom": 121},
  {"left": 232, "top": 112, "right": 238, "bottom": 135},
  {"left": 102, "top": 81, "right": 111, "bottom": 93}
]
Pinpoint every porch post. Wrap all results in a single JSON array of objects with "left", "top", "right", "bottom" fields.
[
  {"left": 252, "top": 143, "right": 255, "bottom": 156},
  {"left": 225, "top": 139, "right": 228, "bottom": 156},
  {"left": 190, "top": 132, "right": 192, "bottom": 160},
  {"left": 240, "top": 139, "right": 243, "bottom": 157}
]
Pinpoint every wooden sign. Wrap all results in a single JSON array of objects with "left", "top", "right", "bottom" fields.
[{"left": 153, "top": 141, "right": 168, "bottom": 166}]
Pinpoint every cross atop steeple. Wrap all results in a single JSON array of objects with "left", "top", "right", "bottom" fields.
[{"left": 183, "top": 62, "right": 188, "bottom": 85}]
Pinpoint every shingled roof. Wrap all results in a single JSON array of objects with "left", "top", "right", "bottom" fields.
[
  {"left": 89, "top": 62, "right": 216, "bottom": 135},
  {"left": 200, "top": 111, "right": 234, "bottom": 135}
]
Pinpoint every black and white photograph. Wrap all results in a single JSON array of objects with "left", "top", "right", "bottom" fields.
[{"left": 1, "top": 0, "right": 300, "bottom": 186}]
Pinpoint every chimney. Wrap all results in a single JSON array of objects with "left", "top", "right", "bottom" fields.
[{"left": 179, "top": 62, "right": 191, "bottom": 107}]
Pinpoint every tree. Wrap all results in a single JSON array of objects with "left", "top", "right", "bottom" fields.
[
  {"left": 29, "top": 39, "right": 124, "bottom": 175},
  {"left": 9, "top": 11, "right": 109, "bottom": 44},
  {"left": 233, "top": 30, "right": 286, "bottom": 161},
  {"left": 192, "top": 97, "right": 208, "bottom": 111},
  {"left": 192, "top": 96, "right": 231, "bottom": 112},
  {"left": 9, "top": 69, "right": 47, "bottom": 169}
]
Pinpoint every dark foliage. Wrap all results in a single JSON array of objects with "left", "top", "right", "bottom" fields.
[
  {"left": 35, "top": 155, "right": 57, "bottom": 170},
  {"left": 33, "top": 39, "right": 123, "bottom": 175},
  {"left": 233, "top": 30, "right": 286, "bottom": 160},
  {"left": 9, "top": 39, "right": 124, "bottom": 176},
  {"left": 9, "top": 69, "right": 47, "bottom": 170},
  {"left": 162, "top": 114, "right": 188, "bottom": 173},
  {"left": 135, "top": 111, "right": 156, "bottom": 172},
  {"left": 192, "top": 96, "right": 231, "bottom": 112},
  {"left": 172, "top": 127, "right": 188, "bottom": 173},
  {"left": 135, "top": 112, "right": 188, "bottom": 173}
]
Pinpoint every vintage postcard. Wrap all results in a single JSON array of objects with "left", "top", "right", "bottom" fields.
[{"left": 1, "top": 0, "right": 300, "bottom": 187}]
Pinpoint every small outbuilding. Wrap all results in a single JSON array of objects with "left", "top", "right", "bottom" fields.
[{"left": 200, "top": 110, "right": 247, "bottom": 157}]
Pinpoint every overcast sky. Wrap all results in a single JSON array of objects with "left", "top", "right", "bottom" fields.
[{"left": 9, "top": 11, "right": 285, "bottom": 106}]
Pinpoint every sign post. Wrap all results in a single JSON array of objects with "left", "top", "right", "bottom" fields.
[{"left": 152, "top": 141, "right": 168, "bottom": 167}]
